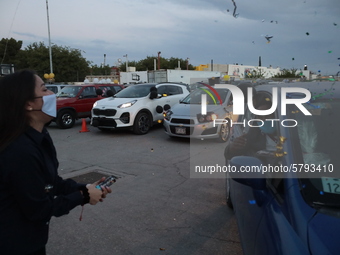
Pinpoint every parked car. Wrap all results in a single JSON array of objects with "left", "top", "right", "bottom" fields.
[
  {"left": 157, "top": 82, "right": 190, "bottom": 92},
  {"left": 163, "top": 85, "right": 233, "bottom": 142},
  {"left": 54, "top": 83, "right": 124, "bottom": 128},
  {"left": 46, "top": 84, "right": 65, "bottom": 94},
  {"left": 226, "top": 81, "right": 340, "bottom": 255},
  {"left": 91, "top": 83, "right": 190, "bottom": 134}
]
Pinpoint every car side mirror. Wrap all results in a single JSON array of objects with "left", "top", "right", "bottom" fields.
[{"left": 229, "top": 156, "right": 266, "bottom": 190}]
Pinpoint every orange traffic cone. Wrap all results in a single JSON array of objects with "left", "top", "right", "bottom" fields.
[{"left": 79, "top": 118, "right": 90, "bottom": 133}]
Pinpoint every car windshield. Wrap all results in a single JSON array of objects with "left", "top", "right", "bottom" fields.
[
  {"left": 114, "top": 84, "right": 156, "bottom": 98},
  {"left": 57, "top": 86, "right": 81, "bottom": 98},
  {"left": 288, "top": 96, "right": 340, "bottom": 208},
  {"left": 181, "top": 87, "right": 229, "bottom": 105}
]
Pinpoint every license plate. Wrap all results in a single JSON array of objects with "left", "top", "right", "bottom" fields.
[
  {"left": 321, "top": 177, "right": 340, "bottom": 194},
  {"left": 175, "top": 127, "right": 186, "bottom": 134}
]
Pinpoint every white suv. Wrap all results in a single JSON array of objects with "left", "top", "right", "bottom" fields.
[{"left": 91, "top": 83, "right": 189, "bottom": 134}]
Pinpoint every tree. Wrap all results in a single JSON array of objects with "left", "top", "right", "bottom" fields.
[
  {"left": 119, "top": 56, "right": 195, "bottom": 71},
  {"left": 14, "top": 41, "right": 90, "bottom": 82},
  {"left": 90, "top": 64, "right": 112, "bottom": 75},
  {"left": 246, "top": 67, "right": 266, "bottom": 79},
  {"left": 0, "top": 38, "right": 23, "bottom": 64},
  {"left": 272, "top": 68, "right": 300, "bottom": 78}
]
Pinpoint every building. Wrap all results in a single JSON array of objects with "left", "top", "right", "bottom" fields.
[
  {"left": 85, "top": 62, "right": 317, "bottom": 84},
  {"left": 147, "top": 69, "right": 221, "bottom": 84},
  {"left": 196, "top": 63, "right": 281, "bottom": 79}
]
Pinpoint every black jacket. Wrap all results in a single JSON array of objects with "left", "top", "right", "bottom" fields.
[{"left": 0, "top": 127, "right": 86, "bottom": 255}]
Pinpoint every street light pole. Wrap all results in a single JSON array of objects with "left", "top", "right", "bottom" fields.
[
  {"left": 157, "top": 51, "right": 161, "bottom": 70},
  {"left": 123, "top": 54, "right": 128, "bottom": 72},
  {"left": 46, "top": 0, "right": 53, "bottom": 74}
]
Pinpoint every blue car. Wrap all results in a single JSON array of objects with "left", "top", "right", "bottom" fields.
[{"left": 226, "top": 81, "right": 340, "bottom": 255}]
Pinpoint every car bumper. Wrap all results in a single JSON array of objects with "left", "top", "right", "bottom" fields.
[{"left": 91, "top": 108, "right": 133, "bottom": 128}]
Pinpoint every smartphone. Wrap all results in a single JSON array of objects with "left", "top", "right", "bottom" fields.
[{"left": 95, "top": 175, "right": 117, "bottom": 189}]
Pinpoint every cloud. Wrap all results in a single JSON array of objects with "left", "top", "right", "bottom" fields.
[
  {"left": 12, "top": 31, "right": 40, "bottom": 39},
  {"left": 1, "top": 0, "right": 339, "bottom": 74}
]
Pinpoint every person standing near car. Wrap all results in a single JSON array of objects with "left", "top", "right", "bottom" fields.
[
  {"left": 224, "top": 93, "right": 278, "bottom": 161},
  {"left": 0, "top": 70, "right": 112, "bottom": 255}
]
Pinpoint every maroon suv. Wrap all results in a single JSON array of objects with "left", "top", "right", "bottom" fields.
[{"left": 54, "top": 83, "right": 124, "bottom": 128}]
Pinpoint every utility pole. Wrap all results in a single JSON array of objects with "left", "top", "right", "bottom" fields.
[
  {"left": 157, "top": 51, "right": 161, "bottom": 70},
  {"left": 123, "top": 54, "right": 128, "bottom": 72},
  {"left": 46, "top": 0, "right": 53, "bottom": 74}
]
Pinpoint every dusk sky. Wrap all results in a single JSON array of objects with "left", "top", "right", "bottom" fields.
[{"left": 1, "top": 0, "right": 339, "bottom": 75}]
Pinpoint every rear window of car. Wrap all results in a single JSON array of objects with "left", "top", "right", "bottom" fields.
[{"left": 57, "top": 86, "right": 82, "bottom": 97}]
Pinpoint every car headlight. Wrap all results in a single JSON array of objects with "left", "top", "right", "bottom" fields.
[
  {"left": 164, "top": 110, "right": 173, "bottom": 121},
  {"left": 197, "top": 112, "right": 218, "bottom": 123},
  {"left": 93, "top": 101, "right": 98, "bottom": 107},
  {"left": 118, "top": 100, "right": 137, "bottom": 108}
]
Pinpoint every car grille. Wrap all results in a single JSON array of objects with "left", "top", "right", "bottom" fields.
[
  {"left": 170, "top": 118, "right": 194, "bottom": 124},
  {"left": 93, "top": 108, "right": 117, "bottom": 116},
  {"left": 92, "top": 117, "right": 117, "bottom": 127}
]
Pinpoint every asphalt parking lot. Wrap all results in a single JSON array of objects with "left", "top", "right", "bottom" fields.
[{"left": 46, "top": 119, "right": 242, "bottom": 255}]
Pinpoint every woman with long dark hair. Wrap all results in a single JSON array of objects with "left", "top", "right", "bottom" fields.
[{"left": 0, "top": 70, "right": 111, "bottom": 255}]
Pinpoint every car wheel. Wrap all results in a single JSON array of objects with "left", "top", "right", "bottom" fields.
[
  {"left": 217, "top": 120, "right": 230, "bottom": 142},
  {"left": 56, "top": 109, "right": 75, "bottom": 129},
  {"left": 226, "top": 172, "right": 233, "bottom": 209},
  {"left": 133, "top": 112, "right": 151, "bottom": 135}
]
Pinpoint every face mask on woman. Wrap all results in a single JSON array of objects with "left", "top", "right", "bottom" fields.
[
  {"left": 258, "top": 120, "right": 277, "bottom": 135},
  {"left": 33, "top": 94, "right": 57, "bottom": 117}
]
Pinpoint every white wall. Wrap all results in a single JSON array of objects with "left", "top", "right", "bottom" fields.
[
  {"left": 227, "top": 65, "right": 281, "bottom": 79},
  {"left": 120, "top": 71, "right": 148, "bottom": 84}
]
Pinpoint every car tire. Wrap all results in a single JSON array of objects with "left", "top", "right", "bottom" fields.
[
  {"left": 217, "top": 120, "right": 230, "bottom": 142},
  {"left": 226, "top": 172, "right": 233, "bottom": 209},
  {"left": 133, "top": 112, "right": 151, "bottom": 135},
  {"left": 56, "top": 109, "right": 75, "bottom": 129}
]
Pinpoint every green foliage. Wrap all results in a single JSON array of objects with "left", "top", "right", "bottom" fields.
[
  {"left": 0, "top": 38, "right": 23, "bottom": 64},
  {"left": 246, "top": 67, "right": 266, "bottom": 79},
  {"left": 2, "top": 37, "right": 196, "bottom": 82},
  {"left": 1, "top": 39, "right": 90, "bottom": 82},
  {"left": 89, "top": 64, "right": 112, "bottom": 75},
  {"left": 18, "top": 42, "right": 90, "bottom": 82},
  {"left": 273, "top": 68, "right": 300, "bottom": 78},
  {"left": 119, "top": 56, "right": 195, "bottom": 71}
]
